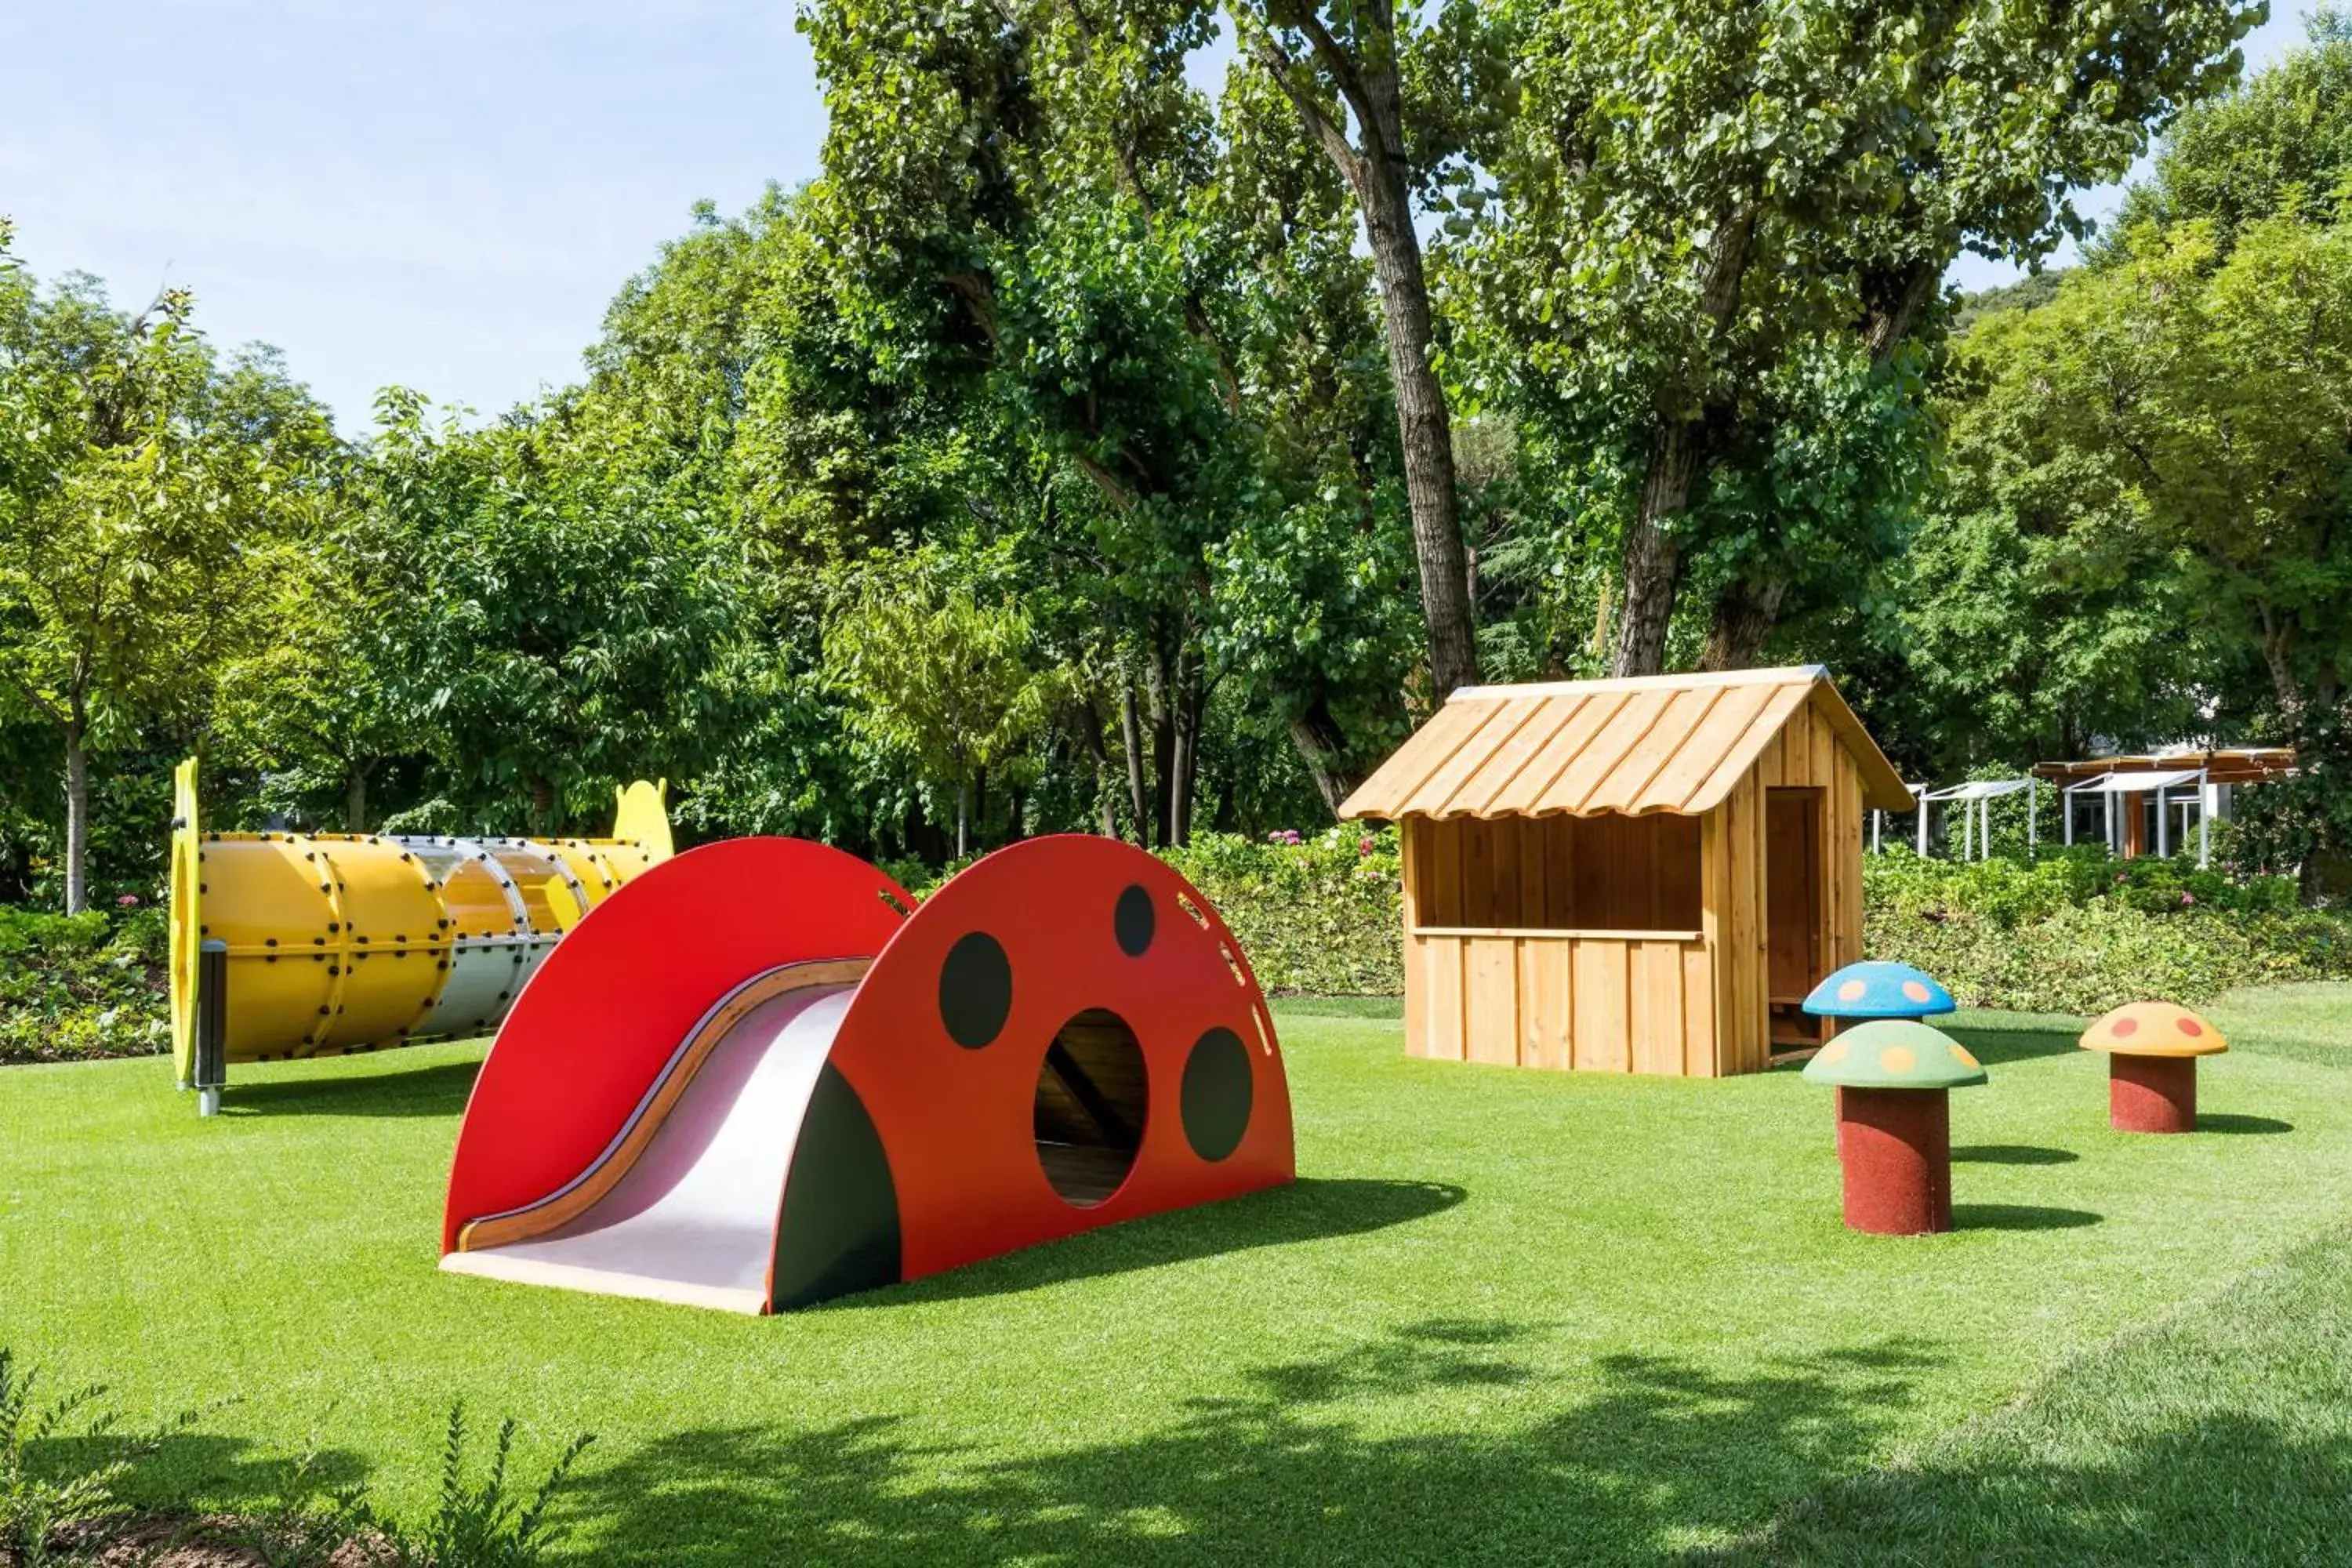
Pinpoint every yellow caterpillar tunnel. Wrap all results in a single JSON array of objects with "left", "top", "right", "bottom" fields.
[{"left": 169, "top": 760, "right": 673, "bottom": 1086}]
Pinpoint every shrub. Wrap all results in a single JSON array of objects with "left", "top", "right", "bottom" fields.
[
  {"left": 0, "top": 907, "right": 169, "bottom": 1065},
  {"left": 1161, "top": 826, "right": 1403, "bottom": 996}
]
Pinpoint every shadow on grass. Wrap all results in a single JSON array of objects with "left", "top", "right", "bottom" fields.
[
  {"left": 1952, "top": 1203, "right": 2102, "bottom": 1232},
  {"left": 217, "top": 1058, "right": 481, "bottom": 1119},
  {"left": 1709, "top": 1413, "right": 2352, "bottom": 1566},
  {"left": 28, "top": 1427, "right": 374, "bottom": 1539},
  {"left": 563, "top": 1322, "right": 1948, "bottom": 1566},
  {"left": 833, "top": 1178, "right": 1465, "bottom": 1308},
  {"left": 2198, "top": 1114, "right": 2293, "bottom": 1136},
  {"left": 1943, "top": 1025, "right": 2082, "bottom": 1066},
  {"left": 1953, "top": 1145, "right": 2079, "bottom": 1166}
]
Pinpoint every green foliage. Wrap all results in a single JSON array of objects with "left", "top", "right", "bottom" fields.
[
  {"left": 0, "top": 1348, "right": 130, "bottom": 1568},
  {"left": 1161, "top": 824, "right": 1405, "bottom": 995},
  {"left": 0, "top": 906, "right": 166, "bottom": 1065},
  {"left": 1867, "top": 900, "right": 2352, "bottom": 1016},
  {"left": 382, "top": 1405, "right": 593, "bottom": 1568},
  {"left": 1912, "top": 209, "right": 2352, "bottom": 864},
  {"left": 0, "top": 267, "right": 336, "bottom": 909},
  {"left": 1461, "top": 0, "right": 2259, "bottom": 668},
  {"left": 827, "top": 547, "right": 1055, "bottom": 854}
]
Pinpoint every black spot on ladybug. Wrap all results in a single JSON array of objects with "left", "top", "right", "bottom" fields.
[
  {"left": 1114, "top": 884, "right": 1155, "bottom": 957},
  {"left": 938, "top": 932, "right": 1012, "bottom": 1049},
  {"left": 1181, "top": 1026, "right": 1253, "bottom": 1162}
]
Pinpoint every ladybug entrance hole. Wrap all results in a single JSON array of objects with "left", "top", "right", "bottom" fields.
[{"left": 1033, "top": 1008, "right": 1147, "bottom": 1207}]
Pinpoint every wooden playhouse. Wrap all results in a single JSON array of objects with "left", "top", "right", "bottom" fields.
[{"left": 1339, "top": 667, "right": 1911, "bottom": 1076}]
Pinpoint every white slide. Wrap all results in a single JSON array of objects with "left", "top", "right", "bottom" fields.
[{"left": 441, "top": 983, "right": 855, "bottom": 1313}]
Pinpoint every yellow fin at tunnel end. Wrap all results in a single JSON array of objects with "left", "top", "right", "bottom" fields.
[
  {"left": 612, "top": 779, "right": 673, "bottom": 864},
  {"left": 169, "top": 757, "right": 201, "bottom": 1086}
]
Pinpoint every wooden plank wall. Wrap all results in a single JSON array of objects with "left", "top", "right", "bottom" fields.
[
  {"left": 1706, "top": 769, "right": 1769, "bottom": 1076},
  {"left": 1405, "top": 930, "right": 1712, "bottom": 1074},
  {"left": 1410, "top": 815, "right": 1702, "bottom": 931}
]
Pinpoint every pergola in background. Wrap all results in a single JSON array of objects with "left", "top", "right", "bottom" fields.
[
  {"left": 1911, "top": 779, "right": 2037, "bottom": 861},
  {"left": 2030, "top": 749, "right": 2295, "bottom": 868}
]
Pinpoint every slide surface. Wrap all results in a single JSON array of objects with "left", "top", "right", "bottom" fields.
[{"left": 441, "top": 979, "right": 855, "bottom": 1312}]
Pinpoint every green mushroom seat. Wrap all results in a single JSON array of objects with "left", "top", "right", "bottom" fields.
[{"left": 1802, "top": 1018, "right": 1986, "bottom": 1091}]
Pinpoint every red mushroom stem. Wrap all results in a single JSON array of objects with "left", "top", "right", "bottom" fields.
[
  {"left": 1837, "top": 1087, "right": 1952, "bottom": 1235},
  {"left": 2109, "top": 1054, "right": 2197, "bottom": 1134}
]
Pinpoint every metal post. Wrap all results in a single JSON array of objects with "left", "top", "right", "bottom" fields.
[
  {"left": 2063, "top": 783, "right": 2074, "bottom": 847},
  {"left": 2198, "top": 769, "right": 2211, "bottom": 869},
  {"left": 2105, "top": 789, "right": 2116, "bottom": 853},
  {"left": 1871, "top": 810, "right": 1882, "bottom": 853},
  {"left": 195, "top": 939, "right": 228, "bottom": 1117},
  {"left": 2028, "top": 779, "right": 2038, "bottom": 859},
  {"left": 1918, "top": 795, "right": 1929, "bottom": 855}
]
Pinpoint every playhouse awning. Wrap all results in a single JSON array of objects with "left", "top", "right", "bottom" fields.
[{"left": 1339, "top": 666, "right": 1912, "bottom": 821}]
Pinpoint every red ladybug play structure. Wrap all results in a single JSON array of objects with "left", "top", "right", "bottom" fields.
[{"left": 440, "top": 835, "right": 1294, "bottom": 1312}]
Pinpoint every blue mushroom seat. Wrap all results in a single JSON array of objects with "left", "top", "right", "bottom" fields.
[{"left": 1802, "top": 960, "right": 1955, "bottom": 1019}]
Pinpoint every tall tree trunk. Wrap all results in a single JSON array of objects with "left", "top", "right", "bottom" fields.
[
  {"left": 974, "top": 766, "right": 989, "bottom": 851},
  {"left": 1146, "top": 650, "right": 1175, "bottom": 850},
  {"left": 1287, "top": 695, "right": 1363, "bottom": 816},
  {"left": 529, "top": 774, "right": 554, "bottom": 836},
  {"left": 1611, "top": 420, "right": 1713, "bottom": 676},
  {"left": 63, "top": 715, "right": 89, "bottom": 916},
  {"left": 1699, "top": 578, "right": 1791, "bottom": 672},
  {"left": 1610, "top": 210, "right": 1755, "bottom": 677},
  {"left": 956, "top": 775, "right": 972, "bottom": 859},
  {"left": 1073, "top": 695, "right": 1120, "bottom": 837},
  {"left": 1360, "top": 181, "right": 1479, "bottom": 698},
  {"left": 1120, "top": 678, "right": 1151, "bottom": 846},
  {"left": 1168, "top": 647, "right": 1203, "bottom": 848},
  {"left": 345, "top": 762, "right": 369, "bottom": 834},
  {"left": 1239, "top": 3, "right": 1479, "bottom": 697}
]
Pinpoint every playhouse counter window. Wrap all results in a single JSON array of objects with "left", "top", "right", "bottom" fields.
[{"left": 1404, "top": 815, "right": 1703, "bottom": 935}]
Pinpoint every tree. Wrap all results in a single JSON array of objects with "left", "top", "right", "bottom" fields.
[
  {"left": 0, "top": 265, "right": 332, "bottom": 911},
  {"left": 1226, "top": 0, "right": 1509, "bottom": 695},
  {"left": 799, "top": 0, "right": 1420, "bottom": 833},
  {"left": 826, "top": 549, "right": 1054, "bottom": 856},
  {"left": 359, "top": 391, "right": 751, "bottom": 833},
  {"left": 211, "top": 499, "right": 416, "bottom": 832},
  {"left": 1929, "top": 216, "right": 2352, "bottom": 891},
  {"left": 2109, "top": 9, "right": 2352, "bottom": 254},
  {"left": 1467, "top": 0, "right": 2261, "bottom": 675}
]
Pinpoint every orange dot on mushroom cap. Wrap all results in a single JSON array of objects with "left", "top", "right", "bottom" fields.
[
  {"left": 2179, "top": 1017, "right": 2205, "bottom": 1037},
  {"left": 1952, "top": 1045, "right": 1979, "bottom": 1069},
  {"left": 1879, "top": 1046, "right": 1917, "bottom": 1073},
  {"left": 1838, "top": 979, "right": 1867, "bottom": 1002},
  {"left": 1818, "top": 1038, "right": 1850, "bottom": 1065},
  {"left": 1900, "top": 980, "right": 1932, "bottom": 1004},
  {"left": 2111, "top": 1016, "right": 2140, "bottom": 1039}
]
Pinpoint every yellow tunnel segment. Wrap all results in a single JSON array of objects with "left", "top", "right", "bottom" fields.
[{"left": 169, "top": 769, "right": 674, "bottom": 1073}]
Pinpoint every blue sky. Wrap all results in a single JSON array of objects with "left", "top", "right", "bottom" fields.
[{"left": 1, "top": 2, "right": 2321, "bottom": 434}]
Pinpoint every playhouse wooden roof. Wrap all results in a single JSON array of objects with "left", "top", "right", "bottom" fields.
[{"left": 1339, "top": 666, "right": 1912, "bottom": 821}]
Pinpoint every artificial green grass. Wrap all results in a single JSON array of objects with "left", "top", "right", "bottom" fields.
[{"left": 3, "top": 988, "right": 2350, "bottom": 1563}]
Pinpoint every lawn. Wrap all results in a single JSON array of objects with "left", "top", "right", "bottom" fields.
[{"left": 3, "top": 985, "right": 2350, "bottom": 1563}]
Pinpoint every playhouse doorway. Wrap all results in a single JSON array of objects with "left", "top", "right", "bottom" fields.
[{"left": 1766, "top": 788, "right": 1827, "bottom": 1046}]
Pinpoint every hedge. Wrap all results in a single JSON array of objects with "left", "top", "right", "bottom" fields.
[
  {"left": 0, "top": 906, "right": 169, "bottom": 1065},
  {"left": 7, "top": 837, "right": 2348, "bottom": 1066}
]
